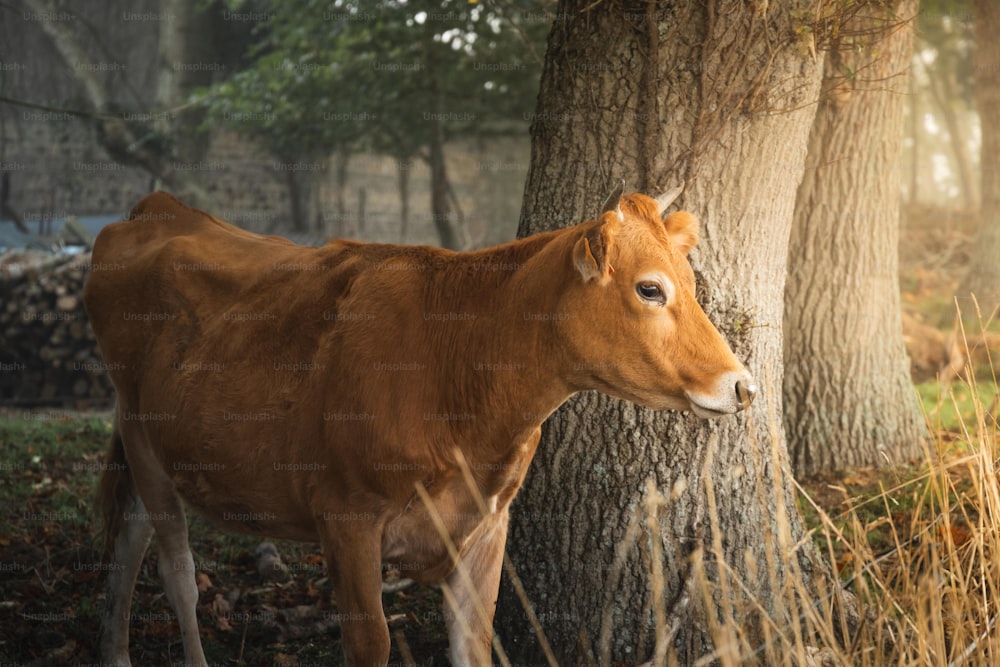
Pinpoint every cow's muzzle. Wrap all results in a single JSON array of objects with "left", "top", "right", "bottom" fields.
[{"left": 686, "top": 370, "right": 757, "bottom": 418}]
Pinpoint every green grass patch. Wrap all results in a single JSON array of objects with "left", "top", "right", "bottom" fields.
[
  {"left": 916, "top": 380, "right": 999, "bottom": 435},
  {"left": 0, "top": 411, "right": 112, "bottom": 535}
]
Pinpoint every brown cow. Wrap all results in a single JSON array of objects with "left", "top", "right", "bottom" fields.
[{"left": 84, "top": 187, "right": 755, "bottom": 666}]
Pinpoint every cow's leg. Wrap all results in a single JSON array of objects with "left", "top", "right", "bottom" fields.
[
  {"left": 154, "top": 501, "right": 207, "bottom": 667},
  {"left": 118, "top": 421, "right": 208, "bottom": 667},
  {"left": 100, "top": 493, "right": 153, "bottom": 666},
  {"left": 320, "top": 524, "right": 390, "bottom": 665},
  {"left": 444, "top": 509, "right": 509, "bottom": 667}
]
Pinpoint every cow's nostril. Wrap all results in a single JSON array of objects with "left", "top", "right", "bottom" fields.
[{"left": 736, "top": 380, "right": 757, "bottom": 410}]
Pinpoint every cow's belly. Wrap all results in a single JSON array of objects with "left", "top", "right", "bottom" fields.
[
  {"left": 125, "top": 369, "right": 329, "bottom": 542},
  {"left": 177, "top": 479, "right": 320, "bottom": 541}
]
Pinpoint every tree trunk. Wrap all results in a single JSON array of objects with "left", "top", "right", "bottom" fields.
[
  {"left": 21, "top": 0, "right": 215, "bottom": 208},
  {"left": 428, "top": 106, "right": 458, "bottom": 250},
  {"left": 357, "top": 186, "right": 366, "bottom": 236},
  {"left": 496, "top": 2, "right": 833, "bottom": 664},
  {"left": 398, "top": 159, "right": 410, "bottom": 242},
  {"left": 923, "top": 54, "right": 977, "bottom": 211},
  {"left": 1, "top": 172, "right": 28, "bottom": 233},
  {"left": 959, "top": 0, "right": 1000, "bottom": 311},
  {"left": 907, "top": 60, "right": 919, "bottom": 205},
  {"left": 421, "top": 24, "right": 459, "bottom": 251},
  {"left": 334, "top": 147, "right": 350, "bottom": 236},
  {"left": 784, "top": 0, "right": 925, "bottom": 475},
  {"left": 283, "top": 157, "right": 326, "bottom": 235},
  {"left": 154, "top": 0, "right": 214, "bottom": 165}
]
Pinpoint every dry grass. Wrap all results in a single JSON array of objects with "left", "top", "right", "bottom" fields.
[
  {"left": 438, "top": 308, "right": 1000, "bottom": 666},
  {"left": 679, "top": 309, "right": 1000, "bottom": 666}
]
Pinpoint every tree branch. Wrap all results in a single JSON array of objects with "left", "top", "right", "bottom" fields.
[{"left": 18, "top": 0, "right": 216, "bottom": 208}]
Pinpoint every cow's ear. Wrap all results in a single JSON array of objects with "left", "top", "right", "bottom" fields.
[
  {"left": 663, "top": 211, "right": 699, "bottom": 257},
  {"left": 573, "top": 217, "right": 617, "bottom": 283}
]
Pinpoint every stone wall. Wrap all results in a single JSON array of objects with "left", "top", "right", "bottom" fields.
[{"left": 1, "top": 110, "right": 530, "bottom": 248}]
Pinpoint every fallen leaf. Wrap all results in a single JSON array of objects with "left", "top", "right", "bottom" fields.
[{"left": 196, "top": 573, "right": 212, "bottom": 592}]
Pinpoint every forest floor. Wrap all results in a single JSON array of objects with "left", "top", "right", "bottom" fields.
[{"left": 0, "top": 411, "right": 449, "bottom": 666}]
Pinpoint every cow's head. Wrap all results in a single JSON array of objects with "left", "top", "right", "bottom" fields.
[{"left": 557, "top": 184, "right": 756, "bottom": 418}]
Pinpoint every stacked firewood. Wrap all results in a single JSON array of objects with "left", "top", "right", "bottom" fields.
[{"left": 0, "top": 250, "right": 114, "bottom": 407}]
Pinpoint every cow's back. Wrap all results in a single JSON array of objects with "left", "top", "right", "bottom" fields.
[{"left": 88, "top": 192, "right": 344, "bottom": 374}]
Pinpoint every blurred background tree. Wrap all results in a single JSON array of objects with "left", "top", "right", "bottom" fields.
[
  {"left": 958, "top": 0, "right": 1000, "bottom": 312},
  {"left": 784, "top": 0, "right": 926, "bottom": 475},
  {"left": 199, "top": 0, "right": 545, "bottom": 243}
]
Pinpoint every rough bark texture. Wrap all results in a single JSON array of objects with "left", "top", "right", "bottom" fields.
[
  {"left": 496, "top": 1, "right": 827, "bottom": 664},
  {"left": 784, "top": 0, "right": 925, "bottom": 475},
  {"left": 959, "top": 0, "right": 1000, "bottom": 311}
]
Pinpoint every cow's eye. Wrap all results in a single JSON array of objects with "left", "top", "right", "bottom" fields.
[{"left": 636, "top": 282, "right": 665, "bottom": 304}]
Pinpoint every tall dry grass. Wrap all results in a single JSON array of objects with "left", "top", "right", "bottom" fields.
[
  {"left": 673, "top": 305, "right": 999, "bottom": 666},
  {"left": 434, "top": 308, "right": 999, "bottom": 666}
]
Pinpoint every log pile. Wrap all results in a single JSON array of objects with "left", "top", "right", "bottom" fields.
[{"left": 0, "top": 250, "right": 114, "bottom": 407}]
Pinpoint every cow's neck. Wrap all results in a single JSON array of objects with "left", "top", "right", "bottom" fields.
[{"left": 426, "top": 229, "right": 580, "bottom": 465}]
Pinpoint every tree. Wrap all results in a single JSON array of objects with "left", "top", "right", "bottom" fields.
[
  {"left": 917, "top": 3, "right": 977, "bottom": 211},
  {"left": 18, "top": 0, "right": 218, "bottom": 208},
  {"left": 494, "top": 1, "right": 846, "bottom": 663},
  {"left": 199, "top": 24, "right": 364, "bottom": 233},
  {"left": 784, "top": 0, "right": 926, "bottom": 475},
  {"left": 201, "top": 0, "right": 545, "bottom": 242},
  {"left": 959, "top": 0, "right": 1000, "bottom": 311},
  {"left": 154, "top": 0, "right": 216, "bottom": 166}
]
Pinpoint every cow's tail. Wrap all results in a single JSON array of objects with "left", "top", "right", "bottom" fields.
[{"left": 98, "top": 419, "right": 132, "bottom": 559}]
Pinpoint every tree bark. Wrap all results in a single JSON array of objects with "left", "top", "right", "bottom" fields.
[
  {"left": 784, "top": 0, "right": 926, "bottom": 475},
  {"left": 497, "top": 2, "right": 832, "bottom": 664},
  {"left": 959, "top": 0, "right": 1000, "bottom": 311}
]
